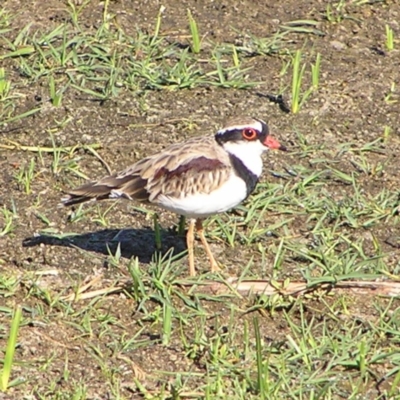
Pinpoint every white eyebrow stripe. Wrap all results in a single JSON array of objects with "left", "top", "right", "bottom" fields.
[{"left": 218, "top": 120, "right": 264, "bottom": 134}]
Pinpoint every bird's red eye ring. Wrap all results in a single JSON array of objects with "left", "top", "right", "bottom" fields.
[{"left": 242, "top": 128, "right": 257, "bottom": 140}]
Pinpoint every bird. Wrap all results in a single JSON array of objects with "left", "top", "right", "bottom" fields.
[{"left": 60, "top": 117, "right": 286, "bottom": 276}]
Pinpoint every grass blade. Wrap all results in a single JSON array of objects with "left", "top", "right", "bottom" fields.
[{"left": 0, "top": 305, "right": 22, "bottom": 392}]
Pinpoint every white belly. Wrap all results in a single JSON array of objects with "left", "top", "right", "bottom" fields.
[{"left": 156, "top": 175, "right": 248, "bottom": 218}]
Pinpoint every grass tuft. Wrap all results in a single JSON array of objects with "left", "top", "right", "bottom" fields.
[
  {"left": 291, "top": 50, "right": 320, "bottom": 113},
  {"left": 187, "top": 9, "right": 201, "bottom": 54},
  {"left": 0, "top": 305, "right": 23, "bottom": 392}
]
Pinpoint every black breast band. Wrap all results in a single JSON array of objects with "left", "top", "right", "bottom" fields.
[{"left": 228, "top": 154, "right": 259, "bottom": 198}]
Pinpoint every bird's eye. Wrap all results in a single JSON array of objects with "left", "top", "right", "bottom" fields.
[{"left": 242, "top": 128, "right": 257, "bottom": 140}]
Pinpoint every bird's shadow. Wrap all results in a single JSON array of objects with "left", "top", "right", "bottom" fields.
[{"left": 22, "top": 227, "right": 187, "bottom": 264}]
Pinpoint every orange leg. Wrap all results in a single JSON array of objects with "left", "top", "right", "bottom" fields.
[
  {"left": 186, "top": 218, "right": 196, "bottom": 276},
  {"left": 195, "top": 219, "right": 220, "bottom": 273}
]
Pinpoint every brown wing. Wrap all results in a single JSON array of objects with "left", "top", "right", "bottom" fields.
[{"left": 60, "top": 135, "right": 232, "bottom": 207}]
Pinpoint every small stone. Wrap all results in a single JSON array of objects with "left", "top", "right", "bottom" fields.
[{"left": 331, "top": 40, "right": 346, "bottom": 51}]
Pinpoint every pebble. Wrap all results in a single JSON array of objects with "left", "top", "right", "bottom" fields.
[{"left": 331, "top": 40, "right": 346, "bottom": 51}]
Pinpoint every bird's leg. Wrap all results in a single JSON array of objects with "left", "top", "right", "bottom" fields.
[
  {"left": 195, "top": 218, "right": 220, "bottom": 273},
  {"left": 178, "top": 215, "right": 186, "bottom": 237},
  {"left": 186, "top": 218, "right": 196, "bottom": 277}
]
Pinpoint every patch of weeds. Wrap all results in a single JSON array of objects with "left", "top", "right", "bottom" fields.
[
  {"left": 291, "top": 50, "right": 321, "bottom": 113},
  {"left": 15, "top": 157, "right": 36, "bottom": 195},
  {"left": 0, "top": 19, "right": 36, "bottom": 61},
  {"left": 0, "top": 273, "right": 20, "bottom": 297},
  {"left": 126, "top": 257, "right": 148, "bottom": 304},
  {"left": 0, "top": 107, "right": 42, "bottom": 127},
  {"left": 126, "top": 249, "right": 187, "bottom": 314},
  {"left": 0, "top": 5, "right": 293, "bottom": 119},
  {"left": 285, "top": 217, "right": 387, "bottom": 276},
  {"left": 0, "top": 8, "right": 11, "bottom": 31},
  {"left": 324, "top": 0, "right": 348, "bottom": 23},
  {"left": 65, "top": 0, "right": 92, "bottom": 28},
  {"left": 280, "top": 19, "right": 325, "bottom": 37},
  {"left": 2, "top": 136, "right": 102, "bottom": 183},
  {"left": 242, "top": 300, "right": 398, "bottom": 398},
  {"left": 34, "top": 374, "right": 88, "bottom": 399},
  {"left": 384, "top": 82, "right": 397, "bottom": 104},
  {"left": 245, "top": 285, "right": 295, "bottom": 317},
  {"left": 230, "top": 29, "right": 289, "bottom": 57},
  {"left": 124, "top": 251, "right": 212, "bottom": 355},
  {"left": 0, "top": 202, "right": 17, "bottom": 237},
  {"left": 206, "top": 50, "right": 259, "bottom": 89},
  {"left": 92, "top": 202, "right": 118, "bottom": 227},
  {"left": 349, "top": 153, "right": 386, "bottom": 176},
  {"left": 147, "top": 48, "right": 205, "bottom": 90},
  {"left": 211, "top": 214, "right": 238, "bottom": 248},
  {"left": 24, "top": 280, "right": 68, "bottom": 309},
  {"left": 238, "top": 188, "right": 291, "bottom": 246}
]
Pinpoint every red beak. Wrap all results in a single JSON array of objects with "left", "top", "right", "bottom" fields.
[{"left": 264, "top": 135, "right": 287, "bottom": 151}]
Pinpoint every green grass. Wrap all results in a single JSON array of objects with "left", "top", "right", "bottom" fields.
[
  {"left": 15, "top": 157, "right": 36, "bottom": 195},
  {"left": 0, "top": 203, "right": 17, "bottom": 237},
  {"left": 0, "top": 6, "right": 287, "bottom": 125},
  {"left": 385, "top": 24, "right": 394, "bottom": 51},
  {"left": 324, "top": 0, "right": 347, "bottom": 23},
  {"left": 384, "top": 82, "right": 397, "bottom": 104},
  {"left": 0, "top": 305, "right": 23, "bottom": 392},
  {"left": 290, "top": 50, "right": 320, "bottom": 113},
  {"left": 187, "top": 9, "right": 201, "bottom": 54}
]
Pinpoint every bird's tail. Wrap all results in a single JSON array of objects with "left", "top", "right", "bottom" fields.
[
  {"left": 60, "top": 174, "right": 149, "bottom": 207},
  {"left": 60, "top": 182, "right": 114, "bottom": 207}
]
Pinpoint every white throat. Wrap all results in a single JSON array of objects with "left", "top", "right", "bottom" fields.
[{"left": 222, "top": 140, "right": 267, "bottom": 177}]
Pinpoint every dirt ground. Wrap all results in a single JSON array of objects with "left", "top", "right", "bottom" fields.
[{"left": 1, "top": 0, "right": 400, "bottom": 399}]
